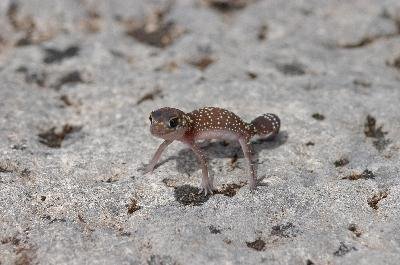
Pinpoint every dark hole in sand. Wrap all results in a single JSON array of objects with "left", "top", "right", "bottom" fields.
[
  {"left": 6, "top": 2, "right": 19, "bottom": 29},
  {"left": 216, "top": 182, "right": 246, "bottom": 197},
  {"left": 7, "top": 2, "right": 41, "bottom": 47},
  {"left": 127, "top": 198, "right": 141, "bottom": 214},
  {"left": 127, "top": 22, "right": 178, "bottom": 48},
  {"left": 389, "top": 56, "right": 400, "bottom": 70},
  {"left": 312, "top": 113, "right": 325, "bottom": 121},
  {"left": 342, "top": 169, "right": 375, "bottom": 181},
  {"left": 16, "top": 66, "right": 47, "bottom": 87},
  {"left": 353, "top": 79, "right": 371, "bottom": 87},
  {"left": 136, "top": 88, "right": 163, "bottom": 105},
  {"left": 148, "top": 255, "right": 176, "bottom": 265},
  {"left": 38, "top": 124, "right": 82, "bottom": 148},
  {"left": 20, "top": 168, "right": 31, "bottom": 178},
  {"left": 11, "top": 142, "right": 27, "bottom": 150},
  {"left": 333, "top": 242, "right": 357, "bottom": 257},
  {"left": 125, "top": 7, "right": 183, "bottom": 48},
  {"left": 339, "top": 12, "right": 400, "bottom": 49},
  {"left": 247, "top": 71, "right": 258, "bottom": 79},
  {"left": 209, "top": 225, "right": 221, "bottom": 234},
  {"left": 189, "top": 56, "right": 215, "bottom": 71},
  {"left": 348, "top": 223, "right": 362, "bottom": 237},
  {"left": 258, "top": 24, "right": 268, "bottom": 40},
  {"left": 271, "top": 222, "right": 299, "bottom": 238},
  {"left": 52, "top": 71, "right": 85, "bottom": 90},
  {"left": 43, "top": 46, "right": 80, "bottom": 64},
  {"left": 49, "top": 218, "right": 67, "bottom": 224},
  {"left": 334, "top": 158, "right": 349, "bottom": 167},
  {"left": 246, "top": 238, "right": 265, "bottom": 251},
  {"left": 364, "top": 115, "right": 386, "bottom": 138},
  {"left": 60, "top": 95, "right": 73, "bottom": 106},
  {"left": 364, "top": 115, "right": 390, "bottom": 151},
  {"left": 339, "top": 37, "right": 376, "bottom": 49},
  {"left": 1, "top": 236, "right": 20, "bottom": 245},
  {"left": 367, "top": 190, "right": 388, "bottom": 210},
  {"left": 277, "top": 62, "right": 306, "bottom": 76},
  {"left": 205, "top": 0, "right": 250, "bottom": 12},
  {"left": 339, "top": 29, "right": 400, "bottom": 49},
  {"left": 0, "top": 166, "right": 13, "bottom": 173}
]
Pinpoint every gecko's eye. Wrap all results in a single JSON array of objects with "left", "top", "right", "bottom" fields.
[
  {"left": 168, "top": 117, "right": 179, "bottom": 128},
  {"left": 149, "top": 115, "right": 153, "bottom": 124}
]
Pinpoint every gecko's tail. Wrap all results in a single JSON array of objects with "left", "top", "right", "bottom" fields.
[{"left": 250, "top": 113, "right": 280, "bottom": 139}]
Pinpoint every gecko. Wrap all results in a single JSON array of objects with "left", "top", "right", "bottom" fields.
[{"left": 144, "top": 107, "right": 280, "bottom": 195}]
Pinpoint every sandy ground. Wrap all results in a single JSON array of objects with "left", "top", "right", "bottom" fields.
[{"left": 1, "top": 0, "right": 400, "bottom": 264}]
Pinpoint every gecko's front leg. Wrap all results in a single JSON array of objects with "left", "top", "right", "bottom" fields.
[
  {"left": 187, "top": 141, "right": 214, "bottom": 195},
  {"left": 239, "top": 138, "right": 257, "bottom": 191},
  {"left": 144, "top": 140, "right": 173, "bottom": 174}
]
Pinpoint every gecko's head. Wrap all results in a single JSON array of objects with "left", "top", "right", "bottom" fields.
[{"left": 149, "top": 107, "right": 189, "bottom": 140}]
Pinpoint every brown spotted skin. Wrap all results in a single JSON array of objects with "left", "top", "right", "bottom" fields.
[
  {"left": 144, "top": 107, "right": 281, "bottom": 195},
  {"left": 251, "top": 113, "right": 280, "bottom": 138},
  {"left": 186, "top": 107, "right": 254, "bottom": 138}
]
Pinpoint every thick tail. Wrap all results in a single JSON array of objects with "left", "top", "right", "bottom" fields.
[{"left": 250, "top": 113, "right": 280, "bottom": 139}]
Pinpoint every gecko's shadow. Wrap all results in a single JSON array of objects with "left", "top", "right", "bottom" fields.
[{"left": 155, "top": 130, "right": 288, "bottom": 176}]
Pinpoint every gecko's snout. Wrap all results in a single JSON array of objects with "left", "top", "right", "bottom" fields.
[{"left": 149, "top": 121, "right": 164, "bottom": 136}]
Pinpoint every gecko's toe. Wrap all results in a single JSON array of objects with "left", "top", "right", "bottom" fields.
[
  {"left": 249, "top": 182, "right": 257, "bottom": 192},
  {"left": 198, "top": 187, "right": 205, "bottom": 195},
  {"left": 143, "top": 165, "right": 154, "bottom": 174},
  {"left": 199, "top": 184, "right": 214, "bottom": 196}
]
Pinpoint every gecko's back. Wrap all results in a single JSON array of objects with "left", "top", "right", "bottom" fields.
[{"left": 187, "top": 107, "right": 253, "bottom": 138}]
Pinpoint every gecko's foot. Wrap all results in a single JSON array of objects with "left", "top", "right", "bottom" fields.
[
  {"left": 249, "top": 180, "right": 257, "bottom": 192},
  {"left": 142, "top": 165, "right": 154, "bottom": 175},
  {"left": 198, "top": 183, "right": 214, "bottom": 196},
  {"left": 248, "top": 176, "right": 267, "bottom": 191}
]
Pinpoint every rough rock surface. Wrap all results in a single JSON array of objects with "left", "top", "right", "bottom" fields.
[{"left": 1, "top": 0, "right": 400, "bottom": 264}]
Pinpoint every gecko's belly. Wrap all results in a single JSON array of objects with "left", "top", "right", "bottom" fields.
[{"left": 194, "top": 129, "right": 241, "bottom": 141}]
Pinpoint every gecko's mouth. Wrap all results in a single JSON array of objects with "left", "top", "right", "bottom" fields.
[
  {"left": 150, "top": 124, "right": 164, "bottom": 137},
  {"left": 150, "top": 123, "right": 185, "bottom": 140},
  {"left": 150, "top": 124, "right": 172, "bottom": 137}
]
